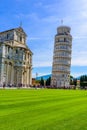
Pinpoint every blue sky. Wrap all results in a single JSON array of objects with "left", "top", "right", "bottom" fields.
[{"left": 0, "top": 0, "right": 87, "bottom": 78}]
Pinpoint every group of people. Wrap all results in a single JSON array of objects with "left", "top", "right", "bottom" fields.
[{"left": 1, "top": 83, "right": 31, "bottom": 88}]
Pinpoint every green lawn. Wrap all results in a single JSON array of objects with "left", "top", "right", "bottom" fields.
[{"left": 0, "top": 89, "right": 87, "bottom": 130}]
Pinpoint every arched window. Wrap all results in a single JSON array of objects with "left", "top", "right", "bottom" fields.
[
  {"left": 20, "top": 36, "right": 22, "bottom": 42},
  {"left": 16, "top": 49, "right": 18, "bottom": 54}
]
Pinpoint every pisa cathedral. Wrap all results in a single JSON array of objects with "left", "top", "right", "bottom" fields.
[{"left": 0, "top": 27, "right": 32, "bottom": 87}]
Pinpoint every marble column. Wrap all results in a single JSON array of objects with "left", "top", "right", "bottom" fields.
[
  {"left": 11, "top": 64, "right": 14, "bottom": 84},
  {"left": 29, "top": 67, "right": 31, "bottom": 86},
  {"left": 26, "top": 68, "right": 29, "bottom": 87}
]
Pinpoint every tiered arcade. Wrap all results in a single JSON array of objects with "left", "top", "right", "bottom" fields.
[{"left": 51, "top": 26, "right": 72, "bottom": 87}]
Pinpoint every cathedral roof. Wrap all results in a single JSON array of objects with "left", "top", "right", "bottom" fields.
[
  {"left": 15, "top": 27, "right": 27, "bottom": 36},
  {"left": 0, "top": 27, "right": 27, "bottom": 36}
]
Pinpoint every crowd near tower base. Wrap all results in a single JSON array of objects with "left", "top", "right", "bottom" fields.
[{"left": 51, "top": 25, "right": 72, "bottom": 88}]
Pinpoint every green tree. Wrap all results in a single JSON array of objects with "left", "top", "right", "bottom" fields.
[
  {"left": 40, "top": 77, "right": 44, "bottom": 86},
  {"left": 73, "top": 78, "right": 77, "bottom": 86},
  {"left": 80, "top": 75, "right": 87, "bottom": 88},
  {"left": 46, "top": 77, "right": 51, "bottom": 86},
  {"left": 70, "top": 75, "right": 74, "bottom": 85},
  {"left": 70, "top": 76, "right": 77, "bottom": 87}
]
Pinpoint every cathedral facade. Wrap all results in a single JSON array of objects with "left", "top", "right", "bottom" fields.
[{"left": 0, "top": 27, "right": 33, "bottom": 87}]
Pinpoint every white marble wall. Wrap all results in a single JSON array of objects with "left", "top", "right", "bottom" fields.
[{"left": 0, "top": 27, "right": 32, "bottom": 87}]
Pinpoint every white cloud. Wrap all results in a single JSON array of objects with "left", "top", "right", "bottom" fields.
[
  {"left": 72, "top": 58, "right": 87, "bottom": 66},
  {"left": 28, "top": 37, "right": 51, "bottom": 40},
  {"left": 33, "top": 52, "right": 53, "bottom": 67},
  {"left": 42, "top": 16, "right": 60, "bottom": 23},
  {"left": 71, "top": 72, "right": 86, "bottom": 78},
  {"left": 33, "top": 61, "right": 52, "bottom": 68},
  {"left": 74, "top": 36, "right": 87, "bottom": 39},
  {"left": 34, "top": 2, "right": 43, "bottom": 7},
  {"left": 32, "top": 72, "right": 51, "bottom": 78},
  {"left": 15, "top": 13, "right": 39, "bottom": 21},
  {"left": 15, "top": 0, "right": 87, "bottom": 67}
]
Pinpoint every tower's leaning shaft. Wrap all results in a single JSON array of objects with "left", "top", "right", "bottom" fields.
[{"left": 51, "top": 26, "right": 72, "bottom": 88}]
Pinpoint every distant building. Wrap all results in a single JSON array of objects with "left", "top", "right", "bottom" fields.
[
  {"left": 51, "top": 25, "right": 72, "bottom": 87},
  {"left": 32, "top": 78, "right": 36, "bottom": 86},
  {"left": 0, "top": 27, "right": 33, "bottom": 87}
]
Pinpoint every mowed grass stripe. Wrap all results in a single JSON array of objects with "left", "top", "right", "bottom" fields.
[
  {"left": 0, "top": 94, "right": 87, "bottom": 115},
  {"left": 0, "top": 89, "right": 87, "bottom": 130}
]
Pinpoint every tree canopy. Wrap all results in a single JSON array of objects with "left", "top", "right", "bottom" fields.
[{"left": 80, "top": 75, "right": 87, "bottom": 88}]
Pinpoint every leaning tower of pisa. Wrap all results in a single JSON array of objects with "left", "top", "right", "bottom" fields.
[{"left": 51, "top": 25, "right": 72, "bottom": 88}]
